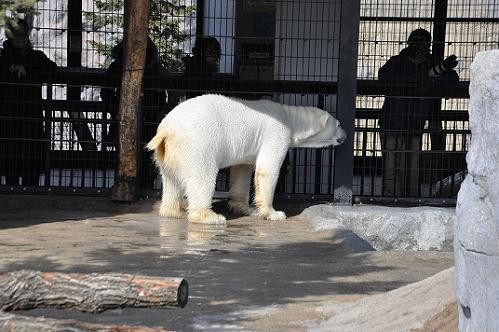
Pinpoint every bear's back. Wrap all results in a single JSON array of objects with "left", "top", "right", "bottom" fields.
[{"left": 161, "top": 94, "right": 285, "bottom": 134}]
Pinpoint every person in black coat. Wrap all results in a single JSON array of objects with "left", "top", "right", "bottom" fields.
[
  {"left": 378, "top": 28, "right": 459, "bottom": 196},
  {"left": 182, "top": 36, "right": 221, "bottom": 76},
  {"left": 181, "top": 36, "right": 221, "bottom": 99},
  {"left": 0, "top": 18, "right": 57, "bottom": 186}
]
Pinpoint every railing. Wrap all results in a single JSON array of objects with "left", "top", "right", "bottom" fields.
[
  {"left": 354, "top": 80, "right": 470, "bottom": 205},
  {"left": 0, "top": 68, "right": 471, "bottom": 205}
]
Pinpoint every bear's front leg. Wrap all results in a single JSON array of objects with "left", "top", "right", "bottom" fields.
[{"left": 253, "top": 146, "right": 288, "bottom": 221}]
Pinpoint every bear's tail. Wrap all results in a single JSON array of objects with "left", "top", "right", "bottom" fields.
[{"left": 146, "top": 133, "right": 167, "bottom": 164}]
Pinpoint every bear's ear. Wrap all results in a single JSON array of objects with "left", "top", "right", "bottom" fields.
[
  {"left": 318, "top": 111, "right": 330, "bottom": 128},
  {"left": 291, "top": 109, "right": 329, "bottom": 146}
]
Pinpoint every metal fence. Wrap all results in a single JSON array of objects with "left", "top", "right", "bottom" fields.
[
  {"left": 1, "top": 0, "right": 497, "bottom": 205},
  {"left": 354, "top": 0, "right": 498, "bottom": 205},
  {"left": 0, "top": 0, "right": 357, "bottom": 201}
]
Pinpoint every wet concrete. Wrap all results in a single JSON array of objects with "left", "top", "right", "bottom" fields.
[{"left": 0, "top": 195, "right": 454, "bottom": 331}]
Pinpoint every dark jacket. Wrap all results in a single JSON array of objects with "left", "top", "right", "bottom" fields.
[
  {"left": 0, "top": 40, "right": 57, "bottom": 175},
  {"left": 378, "top": 48, "right": 459, "bottom": 132}
]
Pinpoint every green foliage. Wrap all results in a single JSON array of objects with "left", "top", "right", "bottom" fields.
[
  {"left": 0, "top": 0, "right": 39, "bottom": 24},
  {"left": 84, "top": 0, "right": 195, "bottom": 71}
]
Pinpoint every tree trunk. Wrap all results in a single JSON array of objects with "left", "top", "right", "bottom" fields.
[
  {"left": 0, "top": 312, "right": 171, "bottom": 332},
  {"left": 112, "top": 0, "right": 151, "bottom": 202},
  {"left": 0, "top": 270, "right": 188, "bottom": 312}
]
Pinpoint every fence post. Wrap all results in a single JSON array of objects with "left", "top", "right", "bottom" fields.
[
  {"left": 111, "top": 0, "right": 150, "bottom": 202},
  {"left": 68, "top": 0, "right": 96, "bottom": 152},
  {"left": 333, "top": 0, "right": 360, "bottom": 204}
]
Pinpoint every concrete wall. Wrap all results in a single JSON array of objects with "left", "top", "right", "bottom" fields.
[{"left": 455, "top": 49, "right": 499, "bottom": 331}]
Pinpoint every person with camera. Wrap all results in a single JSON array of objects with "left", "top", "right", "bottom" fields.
[{"left": 378, "top": 28, "right": 459, "bottom": 197}]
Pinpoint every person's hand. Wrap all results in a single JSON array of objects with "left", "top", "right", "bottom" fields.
[
  {"left": 442, "top": 55, "right": 458, "bottom": 70},
  {"left": 9, "top": 64, "right": 27, "bottom": 78}
]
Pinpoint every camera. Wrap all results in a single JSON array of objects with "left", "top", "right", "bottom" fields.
[{"left": 428, "top": 55, "right": 458, "bottom": 77}]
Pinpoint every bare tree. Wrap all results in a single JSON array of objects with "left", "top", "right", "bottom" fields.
[{"left": 111, "top": 0, "right": 151, "bottom": 201}]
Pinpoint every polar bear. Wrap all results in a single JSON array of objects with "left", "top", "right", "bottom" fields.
[{"left": 146, "top": 94, "right": 346, "bottom": 224}]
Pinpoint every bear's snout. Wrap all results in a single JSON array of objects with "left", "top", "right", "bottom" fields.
[{"left": 335, "top": 127, "right": 347, "bottom": 145}]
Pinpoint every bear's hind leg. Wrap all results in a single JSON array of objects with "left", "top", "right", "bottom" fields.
[
  {"left": 228, "top": 164, "right": 255, "bottom": 215},
  {"left": 159, "top": 170, "right": 186, "bottom": 219},
  {"left": 184, "top": 167, "right": 226, "bottom": 224}
]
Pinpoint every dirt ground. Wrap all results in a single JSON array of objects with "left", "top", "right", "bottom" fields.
[{"left": 0, "top": 195, "right": 455, "bottom": 331}]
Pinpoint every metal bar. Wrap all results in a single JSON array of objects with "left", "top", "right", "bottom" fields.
[
  {"left": 0, "top": 187, "right": 111, "bottom": 196},
  {"left": 429, "top": 0, "right": 450, "bottom": 152},
  {"left": 67, "top": 0, "right": 95, "bottom": 152},
  {"left": 315, "top": 95, "right": 325, "bottom": 194},
  {"left": 292, "top": 149, "right": 297, "bottom": 194},
  {"left": 355, "top": 112, "right": 470, "bottom": 122},
  {"left": 44, "top": 83, "right": 53, "bottom": 188},
  {"left": 360, "top": 120, "right": 368, "bottom": 195},
  {"left": 196, "top": 0, "right": 205, "bottom": 36},
  {"left": 360, "top": 17, "right": 499, "bottom": 23},
  {"left": 34, "top": 70, "right": 471, "bottom": 98},
  {"left": 433, "top": 0, "right": 449, "bottom": 60},
  {"left": 360, "top": 16, "right": 434, "bottom": 22},
  {"left": 333, "top": 0, "right": 361, "bottom": 204}
]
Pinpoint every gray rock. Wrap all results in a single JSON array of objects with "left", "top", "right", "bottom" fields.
[
  {"left": 303, "top": 204, "right": 455, "bottom": 251},
  {"left": 455, "top": 49, "right": 499, "bottom": 332}
]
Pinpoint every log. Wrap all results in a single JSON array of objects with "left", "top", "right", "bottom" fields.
[
  {"left": 0, "top": 311, "right": 171, "bottom": 332},
  {"left": 0, "top": 270, "right": 188, "bottom": 312},
  {"left": 112, "top": 0, "right": 151, "bottom": 202}
]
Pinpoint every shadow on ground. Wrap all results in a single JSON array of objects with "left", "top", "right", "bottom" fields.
[
  {"left": 0, "top": 194, "right": 154, "bottom": 229},
  {"left": 0, "top": 195, "right": 454, "bottom": 331}
]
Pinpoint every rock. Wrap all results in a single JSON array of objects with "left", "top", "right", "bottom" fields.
[
  {"left": 455, "top": 49, "right": 499, "bottom": 332},
  {"left": 304, "top": 204, "right": 455, "bottom": 251},
  {"left": 310, "top": 268, "right": 457, "bottom": 331}
]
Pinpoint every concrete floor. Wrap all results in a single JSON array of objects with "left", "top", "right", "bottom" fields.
[{"left": 0, "top": 195, "right": 454, "bottom": 331}]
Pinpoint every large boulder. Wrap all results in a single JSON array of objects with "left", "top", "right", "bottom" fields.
[{"left": 455, "top": 49, "right": 499, "bottom": 331}]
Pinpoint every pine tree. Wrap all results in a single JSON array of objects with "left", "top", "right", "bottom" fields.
[
  {"left": 0, "top": 0, "right": 39, "bottom": 24},
  {"left": 84, "top": 0, "right": 195, "bottom": 71}
]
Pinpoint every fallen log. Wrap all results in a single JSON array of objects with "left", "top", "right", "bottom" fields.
[
  {"left": 0, "top": 311, "right": 170, "bottom": 332},
  {"left": 0, "top": 270, "right": 188, "bottom": 312}
]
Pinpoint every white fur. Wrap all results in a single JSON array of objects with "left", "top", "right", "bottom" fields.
[{"left": 147, "top": 94, "right": 346, "bottom": 224}]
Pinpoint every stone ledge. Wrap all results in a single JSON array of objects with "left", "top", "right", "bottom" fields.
[{"left": 303, "top": 204, "right": 455, "bottom": 251}]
